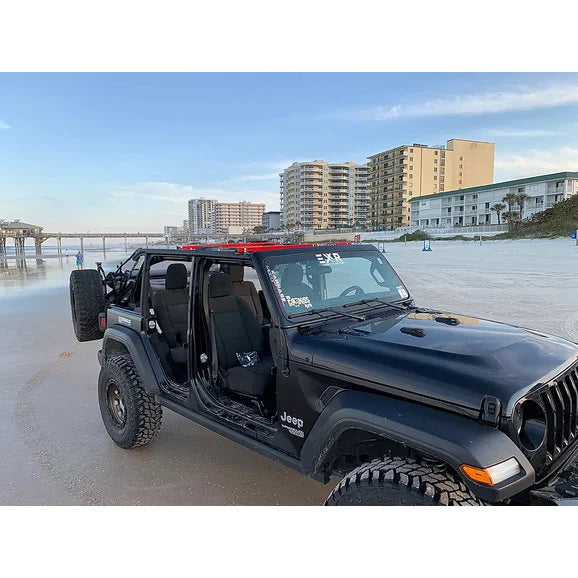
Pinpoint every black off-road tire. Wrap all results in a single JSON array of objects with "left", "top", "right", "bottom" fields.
[
  {"left": 70, "top": 269, "right": 105, "bottom": 342},
  {"left": 98, "top": 355, "right": 162, "bottom": 449},
  {"left": 325, "top": 456, "right": 485, "bottom": 506}
]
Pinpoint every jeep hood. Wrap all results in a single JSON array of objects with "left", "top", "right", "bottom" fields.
[{"left": 307, "top": 311, "right": 578, "bottom": 413}]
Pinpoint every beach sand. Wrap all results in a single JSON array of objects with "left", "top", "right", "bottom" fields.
[{"left": 0, "top": 239, "right": 577, "bottom": 505}]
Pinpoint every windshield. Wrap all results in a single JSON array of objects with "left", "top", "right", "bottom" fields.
[{"left": 264, "top": 249, "right": 409, "bottom": 317}]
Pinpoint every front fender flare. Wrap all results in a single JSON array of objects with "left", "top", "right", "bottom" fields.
[
  {"left": 300, "top": 390, "right": 535, "bottom": 502},
  {"left": 101, "top": 326, "right": 161, "bottom": 395}
]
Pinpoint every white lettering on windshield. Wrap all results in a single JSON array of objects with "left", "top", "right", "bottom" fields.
[
  {"left": 266, "top": 266, "right": 287, "bottom": 303},
  {"left": 315, "top": 253, "right": 343, "bottom": 265},
  {"left": 286, "top": 295, "right": 312, "bottom": 309}
]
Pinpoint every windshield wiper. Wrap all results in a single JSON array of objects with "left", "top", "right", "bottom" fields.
[
  {"left": 343, "top": 297, "right": 412, "bottom": 311},
  {"left": 288, "top": 306, "right": 366, "bottom": 322}
]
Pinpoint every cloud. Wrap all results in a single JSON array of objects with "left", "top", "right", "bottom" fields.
[
  {"left": 110, "top": 182, "right": 195, "bottom": 204},
  {"left": 484, "top": 128, "right": 559, "bottom": 137},
  {"left": 236, "top": 173, "right": 280, "bottom": 182},
  {"left": 239, "top": 160, "right": 294, "bottom": 171},
  {"left": 0, "top": 121, "right": 10, "bottom": 129},
  {"left": 109, "top": 181, "right": 279, "bottom": 210},
  {"left": 221, "top": 159, "right": 295, "bottom": 185},
  {"left": 494, "top": 146, "right": 578, "bottom": 180},
  {"left": 347, "top": 84, "right": 578, "bottom": 121}
]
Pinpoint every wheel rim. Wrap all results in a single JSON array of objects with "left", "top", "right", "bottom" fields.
[{"left": 106, "top": 380, "right": 127, "bottom": 427}]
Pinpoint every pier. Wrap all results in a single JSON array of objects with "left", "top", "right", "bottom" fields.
[{"left": 0, "top": 220, "right": 166, "bottom": 263}]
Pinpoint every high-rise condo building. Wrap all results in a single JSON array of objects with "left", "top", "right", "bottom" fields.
[
  {"left": 188, "top": 198, "right": 217, "bottom": 234},
  {"left": 367, "top": 139, "right": 494, "bottom": 230},
  {"left": 279, "top": 161, "right": 368, "bottom": 229}
]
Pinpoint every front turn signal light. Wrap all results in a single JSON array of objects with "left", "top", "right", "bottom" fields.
[{"left": 461, "top": 458, "right": 521, "bottom": 486}]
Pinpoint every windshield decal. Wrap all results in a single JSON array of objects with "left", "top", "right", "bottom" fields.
[
  {"left": 286, "top": 295, "right": 312, "bottom": 309},
  {"left": 396, "top": 286, "right": 409, "bottom": 299},
  {"left": 315, "top": 253, "right": 343, "bottom": 265},
  {"left": 266, "top": 266, "right": 288, "bottom": 304}
]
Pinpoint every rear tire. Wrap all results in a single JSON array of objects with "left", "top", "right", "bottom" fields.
[
  {"left": 70, "top": 269, "right": 105, "bottom": 342},
  {"left": 325, "top": 456, "right": 485, "bottom": 506},
  {"left": 98, "top": 356, "right": 162, "bottom": 449}
]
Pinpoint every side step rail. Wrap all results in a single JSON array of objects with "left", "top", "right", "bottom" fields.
[{"left": 156, "top": 395, "right": 325, "bottom": 482}]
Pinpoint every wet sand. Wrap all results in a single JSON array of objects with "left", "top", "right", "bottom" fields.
[{"left": 1, "top": 239, "right": 577, "bottom": 505}]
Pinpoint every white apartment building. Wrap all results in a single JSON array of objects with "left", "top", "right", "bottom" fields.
[
  {"left": 262, "top": 211, "right": 281, "bottom": 229},
  {"left": 280, "top": 160, "right": 368, "bottom": 229},
  {"left": 188, "top": 198, "right": 217, "bottom": 234},
  {"left": 410, "top": 172, "right": 578, "bottom": 228}
]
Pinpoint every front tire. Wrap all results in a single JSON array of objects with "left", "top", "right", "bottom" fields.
[
  {"left": 325, "top": 457, "right": 485, "bottom": 506},
  {"left": 98, "top": 356, "right": 162, "bottom": 449}
]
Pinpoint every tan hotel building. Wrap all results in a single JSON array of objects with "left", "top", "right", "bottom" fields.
[
  {"left": 188, "top": 198, "right": 265, "bottom": 234},
  {"left": 280, "top": 161, "right": 368, "bottom": 229},
  {"left": 368, "top": 139, "right": 494, "bottom": 230},
  {"left": 215, "top": 201, "right": 265, "bottom": 233}
]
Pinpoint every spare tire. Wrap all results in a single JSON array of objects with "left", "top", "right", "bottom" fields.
[{"left": 70, "top": 269, "right": 106, "bottom": 342}]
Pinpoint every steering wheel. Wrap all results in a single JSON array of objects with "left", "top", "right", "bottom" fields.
[{"left": 339, "top": 285, "right": 365, "bottom": 299}]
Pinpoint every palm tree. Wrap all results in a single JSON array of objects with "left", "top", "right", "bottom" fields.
[
  {"left": 490, "top": 202, "right": 506, "bottom": 224},
  {"left": 502, "top": 210, "right": 519, "bottom": 232},
  {"left": 503, "top": 192, "right": 518, "bottom": 214},
  {"left": 516, "top": 193, "right": 531, "bottom": 221}
]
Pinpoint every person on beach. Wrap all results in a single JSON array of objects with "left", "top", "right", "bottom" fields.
[{"left": 75, "top": 251, "right": 84, "bottom": 270}]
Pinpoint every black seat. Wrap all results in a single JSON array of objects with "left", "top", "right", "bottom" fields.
[
  {"left": 280, "top": 263, "right": 315, "bottom": 302},
  {"left": 209, "top": 272, "right": 275, "bottom": 397},
  {"left": 227, "top": 264, "right": 264, "bottom": 325},
  {"left": 152, "top": 263, "right": 189, "bottom": 364}
]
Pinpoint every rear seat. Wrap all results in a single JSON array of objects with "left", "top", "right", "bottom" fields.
[
  {"left": 227, "top": 264, "right": 264, "bottom": 325},
  {"left": 152, "top": 263, "right": 189, "bottom": 364}
]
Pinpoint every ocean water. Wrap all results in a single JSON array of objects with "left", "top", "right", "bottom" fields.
[
  {"left": 0, "top": 238, "right": 177, "bottom": 299},
  {"left": 0, "top": 249, "right": 132, "bottom": 299}
]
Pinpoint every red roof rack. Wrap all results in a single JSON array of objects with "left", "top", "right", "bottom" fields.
[
  {"left": 179, "top": 241, "right": 275, "bottom": 251},
  {"left": 179, "top": 241, "right": 352, "bottom": 253}
]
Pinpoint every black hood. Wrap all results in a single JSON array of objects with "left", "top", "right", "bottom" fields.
[{"left": 305, "top": 310, "right": 578, "bottom": 413}]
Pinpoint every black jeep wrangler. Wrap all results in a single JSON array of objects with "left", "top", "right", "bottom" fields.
[{"left": 69, "top": 242, "right": 578, "bottom": 505}]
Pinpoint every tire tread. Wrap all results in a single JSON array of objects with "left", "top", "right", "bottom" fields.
[
  {"left": 70, "top": 269, "right": 105, "bottom": 342},
  {"left": 325, "top": 456, "right": 485, "bottom": 506},
  {"left": 99, "top": 355, "right": 162, "bottom": 448}
]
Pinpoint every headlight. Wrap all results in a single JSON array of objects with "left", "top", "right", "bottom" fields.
[
  {"left": 461, "top": 457, "right": 522, "bottom": 486},
  {"left": 516, "top": 400, "right": 547, "bottom": 451}
]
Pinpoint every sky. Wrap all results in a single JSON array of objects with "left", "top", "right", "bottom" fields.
[{"left": 2, "top": 72, "right": 578, "bottom": 233}]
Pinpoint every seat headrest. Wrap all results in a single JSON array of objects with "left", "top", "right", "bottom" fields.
[
  {"left": 165, "top": 263, "right": 188, "bottom": 290},
  {"left": 227, "top": 264, "right": 244, "bottom": 283},
  {"left": 209, "top": 272, "right": 233, "bottom": 298},
  {"left": 281, "top": 263, "right": 304, "bottom": 287}
]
